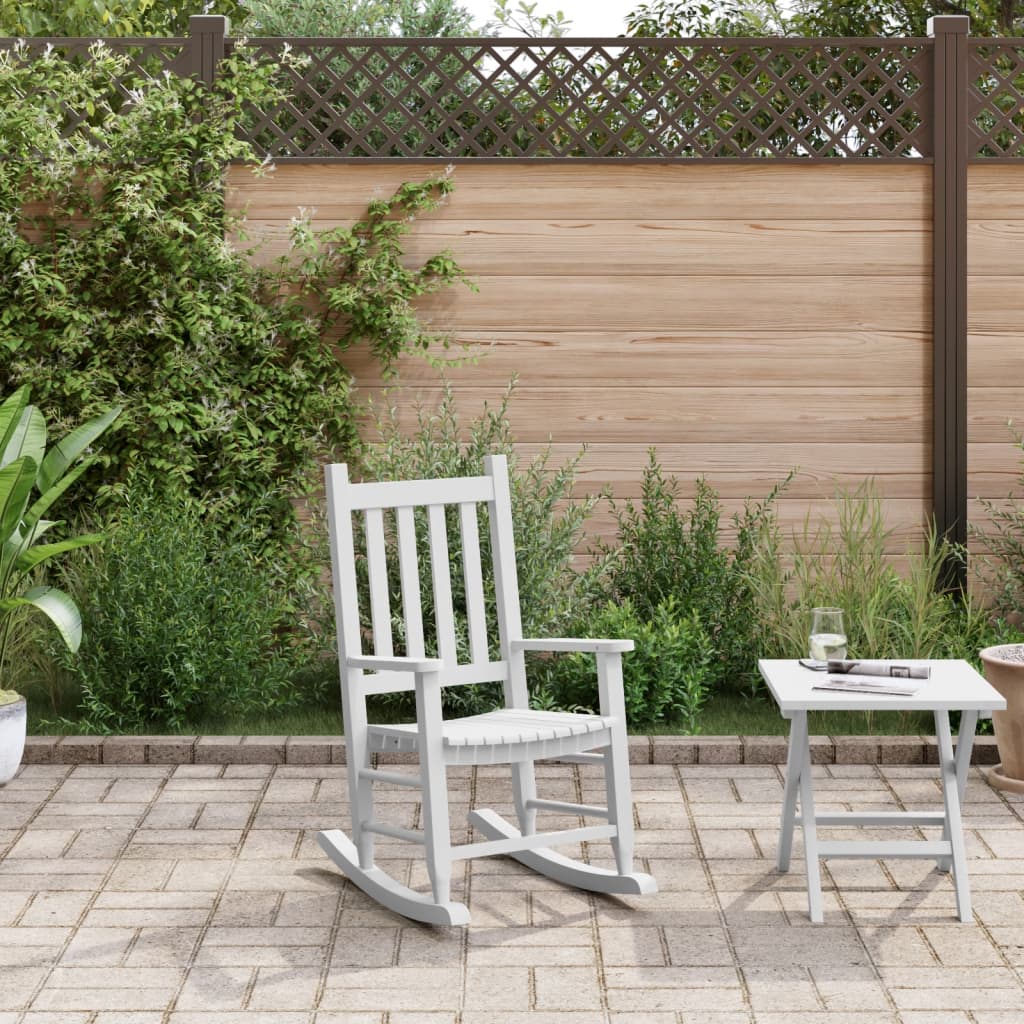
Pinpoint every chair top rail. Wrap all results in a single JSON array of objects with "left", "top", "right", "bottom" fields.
[{"left": 337, "top": 474, "right": 495, "bottom": 512}]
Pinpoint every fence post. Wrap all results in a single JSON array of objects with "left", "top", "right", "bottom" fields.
[
  {"left": 928, "top": 14, "right": 969, "bottom": 590},
  {"left": 188, "top": 14, "right": 229, "bottom": 85}
]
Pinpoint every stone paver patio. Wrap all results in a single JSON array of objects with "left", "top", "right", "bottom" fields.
[{"left": 1, "top": 759, "right": 1023, "bottom": 1023}]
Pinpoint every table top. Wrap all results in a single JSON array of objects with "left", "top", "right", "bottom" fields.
[{"left": 758, "top": 659, "right": 1007, "bottom": 714}]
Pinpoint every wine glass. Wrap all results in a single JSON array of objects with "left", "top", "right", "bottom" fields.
[{"left": 808, "top": 607, "right": 847, "bottom": 663}]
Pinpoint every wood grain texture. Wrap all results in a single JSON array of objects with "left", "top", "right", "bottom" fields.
[
  {"left": 344, "top": 331, "right": 929, "bottom": 387},
  {"left": 226, "top": 162, "right": 931, "bottom": 221},
  {"left": 360, "top": 385, "right": 929, "bottom": 444},
  {"left": 231, "top": 160, "right": 934, "bottom": 554},
  {"left": 507, "top": 443, "right": 928, "bottom": 500},
  {"left": 968, "top": 163, "right": 1024, "bottom": 219},
  {"left": 238, "top": 217, "right": 930, "bottom": 275}
]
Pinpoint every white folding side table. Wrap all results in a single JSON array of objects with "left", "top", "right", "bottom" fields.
[{"left": 758, "top": 659, "right": 1006, "bottom": 923}]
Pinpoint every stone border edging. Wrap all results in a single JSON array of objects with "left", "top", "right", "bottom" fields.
[{"left": 21, "top": 734, "right": 1001, "bottom": 767}]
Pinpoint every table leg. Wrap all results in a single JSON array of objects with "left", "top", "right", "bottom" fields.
[
  {"left": 777, "top": 712, "right": 804, "bottom": 872},
  {"left": 935, "top": 709, "right": 972, "bottom": 923},
  {"left": 795, "top": 712, "right": 824, "bottom": 923},
  {"left": 937, "top": 709, "right": 978, "bottom": 873}
]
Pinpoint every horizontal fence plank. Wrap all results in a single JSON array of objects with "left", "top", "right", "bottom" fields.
[
  {"left": 238, "top": 218, "right": 930, "bottom": 276},
  {"left": 345, "top": 331, "right": 929, "bottom": 387},
  {"left": 505, "top": 442, "right": 928, "bottom": 500},
  {"left": 411, "top": 275, "right": 929, "bottom": 331},
  {"left": 967, "top": 277, "right": 1024, "bottom": 330},
  {"left": 967, "top": 442, "right": 1024, "bottom": 495},
  {"left": 968, "top": 333, "right": 1024, "bottom": 385},
  {"left": 360, "top": 386, "right": 929, "bottom": 443},
  {"left": 967, "top": 221, "right": 1024, "bottom": 275},
  {"left": 968, "top": 164, "right": 1024, "bottom": 219},
  {"left": 968, "top": 389, "right": 1024, "bottom": 442},
  {"left": 226, "top": 163, "right": 931, "bottom": 222}
]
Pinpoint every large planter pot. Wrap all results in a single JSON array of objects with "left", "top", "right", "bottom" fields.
[
  {"left": 979, "top": 644, "right": 1024, "bottom": 793},
  {"left": 0, "top": 697, "right": 26, "bottom": 786}
]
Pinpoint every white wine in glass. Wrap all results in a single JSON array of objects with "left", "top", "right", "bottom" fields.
[{"left": 808, "top": 607, "right": 847, "bottom": 662}]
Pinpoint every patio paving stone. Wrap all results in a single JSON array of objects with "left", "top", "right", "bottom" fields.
[{"left": 1, "top": 759, "right": 1023, "bottom": 1019}]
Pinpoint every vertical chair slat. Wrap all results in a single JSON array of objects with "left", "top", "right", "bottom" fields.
[
  {"left": 428, "top": 504, "right": 458, "bottom": 667},
  {"left": 396, "top": 505, "right": 425, "bottom": 657},
  {"left": 459, "top": 501, "right": 488, "bottom": 663},
  {"left": 364, "top": 507, "right": 393, "bottom": 657}
]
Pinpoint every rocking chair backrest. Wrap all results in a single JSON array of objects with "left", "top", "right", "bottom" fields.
[{"left": 325, "top": 454, "right": 524, "bottom": 698}]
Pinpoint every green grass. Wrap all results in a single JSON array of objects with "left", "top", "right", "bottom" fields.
[{"left": 29, "top": 691, "right": 936, "bottom": 737}]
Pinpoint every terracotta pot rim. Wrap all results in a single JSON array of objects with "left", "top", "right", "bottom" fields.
[{"left": 979, "top": 643, "right": 1024, "bottom": 666}]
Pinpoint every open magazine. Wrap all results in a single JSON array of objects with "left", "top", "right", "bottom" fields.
[{"left": 812, "top": 660, "right": 929, "bottom": 696}]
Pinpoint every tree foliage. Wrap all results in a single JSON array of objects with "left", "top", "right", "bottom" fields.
[
  {"left": 0, "top": 41, "right": 468, "bottom": 547},
  {"left": 626, "top": 0, "right": 1024, "bottom": 37}
]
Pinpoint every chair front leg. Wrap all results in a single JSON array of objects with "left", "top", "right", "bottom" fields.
[
  {"left": 597, "top": 651, "right": 635, "bottom": 875},
  {"left": 415, "top": 670, "right": 453, "bottom": 905}
]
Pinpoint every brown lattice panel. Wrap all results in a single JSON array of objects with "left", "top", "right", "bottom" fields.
[
  {"left": 0, "top": 37, "right": 188, "bottom": 141},
  {"left": 234, "top": 37, "right": 931, "bottom": 161},
  {"left": 969, "top": 40, "right": 1024, "bottom": 159}
]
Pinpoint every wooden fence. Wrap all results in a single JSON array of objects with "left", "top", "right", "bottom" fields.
[{"left": 8, "top": 15, "right": 1024, "bottom": 573}]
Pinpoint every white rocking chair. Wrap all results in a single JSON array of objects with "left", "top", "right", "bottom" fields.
[{"left": 318, "top": 454, "right": 657, "bottom": 925}]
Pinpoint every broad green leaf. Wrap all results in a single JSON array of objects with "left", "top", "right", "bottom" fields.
[
  {"left": 0, "top": 457, "right": 36, "bottom": 546},
  {"left": 38, "top": 405, "right": 121, "bottom": 493},
  {"left": 0, "top": 586, "right": 82, "bottom": 652},
  {"left": 0, "top": 405, "right": 45, "bottom": 471},
  {"left": 15, "top": 532, "right": 105, "bottom": 573},
  {"left": 23, "top": 459, "right": 90, "bottom": 534},
  {"left": 0, "top": 386, "right": 29, "bottom": 462}
]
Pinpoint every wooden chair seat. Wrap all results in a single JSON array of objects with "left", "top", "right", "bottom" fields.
[{"left": 368, "top": 708, "right": 613, "bottom": 764}]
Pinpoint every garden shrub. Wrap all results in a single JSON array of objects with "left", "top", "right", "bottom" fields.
[
  {"left": 750, "top": 481, "right": 1009, "bottom": 665},
  {"left": 0, "top": 41, "right": 468, "bottom": 554},
  {"left": 599, "top": 449, "right": 789, "bottom": 697},
  {"left": 535, "top": 597, "right": 713, "bottom": 732},
  {"left": 54, "top": 487, "right": 313, "bottom": 733},
  {"left": 358, "top": 380, "right": 603, "bottom": 717}
]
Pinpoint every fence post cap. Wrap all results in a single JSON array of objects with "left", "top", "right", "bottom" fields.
[
  {"left": 927, "top": 15, "right": 969, "bottom": 36},
  {"left": 189, "top": 14, "right": 230, "bottom": 34}
]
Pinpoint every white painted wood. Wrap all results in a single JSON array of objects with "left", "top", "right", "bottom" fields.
[
  {"left": 360, "top": 660, "right": 508, "bottom": 695},
  {"left": 797, "top": 811, "right": 946, "bottom": 826},
  {"left": 795, "top": 712, "right": 824, "bottom": 924},
  {"left": 427, "top": 504, "right": 458, "bottom": 666},
  {"left": 525, "top": 797, "right": 610, "bottom": 819},
  {"left": 364, "top": 507, "right": 393, "bottom": 657},
  {"left": 317, "top": 830, "right": 470, "bottom": 926},
  {"left": 396, "top": 506, "right": 425, "bottom": 658},
  {"left": 346, "top": 474, "right": 494, "bottom": 511},
  {"left": 817, "top": 840, "right": 952, "bottom": 858},
  {"left": 513, "top": 638, "right": 636, "bottom": 654},
  {"left": 321, "top": 458, "right": 656, "bottom": 925},
  {"left": 470, "top": 809, "right": 657, "bottom": 895},
  {"left": 450, "top": 823, "right": 617, "bottom": 861},
  {"left": 458, "top": 501, "right": 489, "bottom": 664},
  {"left": 761, "top": 658, "right": 1001, "bottom": 925},
  {"left": 936, "top": 709, "right": 972, "bottom": 922},
  {"left": 777, "top": 712, "right": 802, "bottom": 873},
  {"left": 759, "top": 658, "right": 1006, "bottom": 714}
]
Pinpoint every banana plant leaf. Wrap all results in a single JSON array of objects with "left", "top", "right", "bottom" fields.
[
  {"left": 0, "top": 457, "right": 36, "bottom": 546},
  {"left": 0, "top": 586, "right": 82, "bottom": 652}
]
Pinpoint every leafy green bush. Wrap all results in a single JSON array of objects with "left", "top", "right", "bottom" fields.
[
  {"left": 0, "top": 42, "right": 467, "bottom": 554},
  {"left": 55, "top": 489, "right": 312, "bottom": 733},
  {"left": 535, "top": 597, "right": 712, "bottom": 732},
  {"left": 358, "top": 380, "right": 602, "bottom": 717},
  {"left": 972, "top": 433, "right": 1024, "bottom": 624},
  {"left": 599, "top": 450, "right": 788, "bottom": 696}
]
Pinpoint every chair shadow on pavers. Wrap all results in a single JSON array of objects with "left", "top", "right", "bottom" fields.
[{"left": 316, "top": 454, "right": 657, "bottom": 925}]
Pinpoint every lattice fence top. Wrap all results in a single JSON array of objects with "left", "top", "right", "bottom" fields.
[
  {"left": 970, "top": 40, "right": 1024, "bottom": 159},
  {"left": 234, "top": 36, "right": 932, "bottom": 161}
]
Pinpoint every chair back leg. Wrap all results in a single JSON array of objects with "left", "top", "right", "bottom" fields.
[{"left": 511, "top": 761, "right": 539, "bottom": 836}]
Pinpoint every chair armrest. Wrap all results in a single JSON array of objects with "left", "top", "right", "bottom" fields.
[
  {"left": 512, "top": 638, "right": 635, "bottom": 654},
  {"left": 347, "top": 655, "right": 443, "bottom": 673}
]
